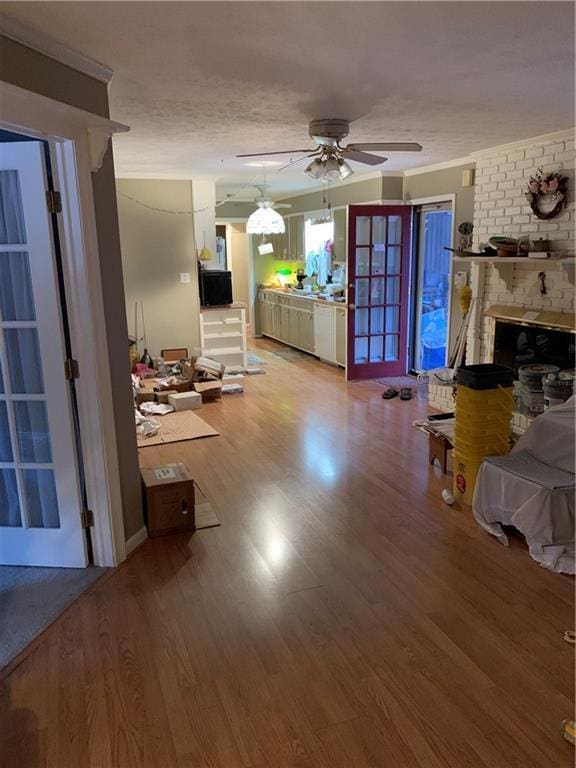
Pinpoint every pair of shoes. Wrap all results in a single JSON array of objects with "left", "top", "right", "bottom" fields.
[{"left": 381, "top": 387, "right": 414, "bottom": 400}]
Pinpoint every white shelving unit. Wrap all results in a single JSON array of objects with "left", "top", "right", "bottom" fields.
[
  {"left": 199, "top": 305, "right": 248, "bottom": 371},
  {"left": 453, "top": 255, "right": 576, "bottom": 289}
]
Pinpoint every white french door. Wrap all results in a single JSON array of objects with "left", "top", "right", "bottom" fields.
[{"left": 0, "top": 141, "right": 87, "bottom": 567}]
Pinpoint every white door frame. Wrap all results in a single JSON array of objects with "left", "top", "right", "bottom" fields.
[{"left": 0, "top": 79, "right": 130, "bottom": 567}]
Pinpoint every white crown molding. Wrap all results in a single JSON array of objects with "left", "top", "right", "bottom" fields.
[
  {"left": 0, "top": 81, "right": 129, "bottom": 171},
  {"left": 469, "top": 128, "right": 575, "bottom": 157},
  {"left": 1, "top": 13, "right": 113, "bottom": 84},
  {"left": 404, "top": 156, "right": 475, "bottom": 176}
]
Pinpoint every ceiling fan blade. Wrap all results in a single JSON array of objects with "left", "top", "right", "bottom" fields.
[
  {"left": 340, "top": 149, "right": 388, "bottom": 165},
  {"left": 277, "top": 152, "right": 320, "bottom": 172},
  {"left": 236, "top": 149, "right": 314, "bottom": 158},
  {"left": 346, "top": 142, "right": 422, "bottom": 152}
]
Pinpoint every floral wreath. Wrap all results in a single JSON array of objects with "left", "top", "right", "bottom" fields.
[{"left": 525, "top": 167, "right": 568, "bottom": 220}]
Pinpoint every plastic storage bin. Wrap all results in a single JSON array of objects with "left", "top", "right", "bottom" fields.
[{"left": 456, "top": 364, "right": 515, "bottom": 390}]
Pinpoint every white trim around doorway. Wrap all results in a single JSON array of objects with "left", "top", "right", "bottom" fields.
[{"left": 0, "top": 79, "right": 130, "bottom": 567}]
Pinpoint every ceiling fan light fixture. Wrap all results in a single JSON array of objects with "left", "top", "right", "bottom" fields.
[
  {"left": 305, "top": 154, "right": 353, "bottom": 183},
  {"left": 246, "top": 201, "right": 285, "bottom": 235},
  {"left": 304, "top": 157, "right": 325, "bottom": 180}
]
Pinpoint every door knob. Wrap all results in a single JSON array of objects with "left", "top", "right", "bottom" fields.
[{"left": 349, "top": 304, "right": 356, "bottom": 310}]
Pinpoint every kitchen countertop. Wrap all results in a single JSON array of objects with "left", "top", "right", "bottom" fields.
[{"left": 260, "top": 287, "right": 348, "bottom": 308}]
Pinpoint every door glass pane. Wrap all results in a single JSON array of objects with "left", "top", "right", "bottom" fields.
[
  {"left": 0, "top": 171, "right": 26, "bottom": 245},
  {"left": 371, "top": 307, "right": 384, "bottom": 334},
  {"left": 386, "top": 277, "right": 400, "bottom": 305},
  {"left": 0, "top": 402, "right": 13, "bottom": 462},
  {"left": 371, "top": 277, "right": 385, "bottom": 304},
  {"left": 355, "top": 278, "right": 369, "bottom": 306},
  {"left": 14, "top": 401, "right": 53, "bottom": 463},
  {"left": 355, "top": 247, "right": 370, "bottom": 276},
  {"left": 5, "top": 328, "right": 44, "bottom": 393},
  {"left": 386, "top": 306, "right": 400, "bottom": 333},
  {"left": 354, "top": 337, "right": 368, "bottom": 364},
  {"left": 370, "top": 335, "right": 384, "bottom": 363},
  {"left": 385, "top": 335, "right": 399, "bottom": 361},
  {"left": 0, "top": 252, "right": 36, "bottom": 321},
  {"left": 355, "top": 216, "right": 370, "bottom": 245},
  {"left": 371, "top": 246, "right": 385, "bottom": 276},
  {"left": 0, "top": 469, "right": 21, "bottom": 526},
  {"left": 355, "top": 308, "right": 369, "bottom": 336},
  {"left": 0, "top": 357, "right": 3, "bottom": 393},
  {"left": 414, "top": 209, "right": 453, "bottom": 371},
  {"left": 23, "top": 469, "right": 60, "bottom": 528},
  {"left": 388, "top": 215, "right": 402, "bottom": 245},
  {"left": 387, "top": 246, "right": 401, "bottom": 274},
  {"left": 372, "top": 216, "right": 386, "bottom": 248}
]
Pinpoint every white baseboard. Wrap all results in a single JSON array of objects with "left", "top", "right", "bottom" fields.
[{"left": 125, "top": 526, "right": 148, "bottom": 557}]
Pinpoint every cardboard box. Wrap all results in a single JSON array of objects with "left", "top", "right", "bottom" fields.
[
  {"left": 193, "top": 380, "right": 222, "bottom": 402},
  {"left": 155, "top": 389, "right": 177, "bottom": 404},
  {"left": 141, "top": 463, "right": 195, "bottom": 537},
  {"left": 168, "top": 391, "right": 202, "bottom": 411},
  {"left": 136, "top": 391, "right": 156, "bottom": 404}
]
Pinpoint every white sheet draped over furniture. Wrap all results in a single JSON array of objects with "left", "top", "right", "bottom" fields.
[{"left": 473, "top": 397, "right": 575, "bottom": 574}]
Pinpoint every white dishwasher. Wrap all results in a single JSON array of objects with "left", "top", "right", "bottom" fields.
[{"left": 313, "top": 303, "right": 336, "bottom": 363}]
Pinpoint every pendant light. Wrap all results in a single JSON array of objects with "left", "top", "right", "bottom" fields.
[
  {"left": 246, "top": 166, "right": 286, "bottom": 235},
  {"left": 246, "top": 201, "right": 285, "bottom": 234}
]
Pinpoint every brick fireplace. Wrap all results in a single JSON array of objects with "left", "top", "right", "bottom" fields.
[{"left": 428, "top": 130, "right": 575, "bottom": 423}]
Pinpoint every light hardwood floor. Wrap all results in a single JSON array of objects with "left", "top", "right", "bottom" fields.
[{"left": 1, "top": 339, "right": 574, "bottom": 768}]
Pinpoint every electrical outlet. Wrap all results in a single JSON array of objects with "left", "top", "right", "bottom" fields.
[
  {"left": 180, "top": 273, "right": 191, "bottom": 284},
  {"left": 454, "top": 271, "right": 469, "bottom": 288}
]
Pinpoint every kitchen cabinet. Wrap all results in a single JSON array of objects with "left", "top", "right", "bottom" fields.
[
  {"left": 333, "top": 207, "right": 347, "bottom": 264},
  {"left": 256, "top": 290, "right": 346, "bottom": 366},
  {"left": 288, "top": 214, "right": 305, "bottom": 262},
  {"left": 335, "top": 307, "right": 347, "bottom": 367},
  {"left": 298, "top": 309, "right": 315, "bottom": 352}
]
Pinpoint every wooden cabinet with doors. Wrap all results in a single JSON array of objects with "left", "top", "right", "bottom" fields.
[
  {"left": 335, "top": 307, "right": 347, "bottom": 367},
  {"left": 288, "top": 214, "right": 305, "bottom": 261},
  {"left": 298, "top": 308, "right": 315, "bottom": 352},
  {"left": 333, "top": 208, "right": 347, "bottom": 264}
]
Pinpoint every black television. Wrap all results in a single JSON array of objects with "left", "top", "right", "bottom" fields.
[{"left": 198, "top": 269, "right": 233, "bottom": 307}]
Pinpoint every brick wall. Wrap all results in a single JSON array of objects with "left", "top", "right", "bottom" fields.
[
  {"left": 473, "top": 133, "right": 575, "bottom": 251},
  {"left": 469, "top": 132, "right": 575, "bottom": 364}
]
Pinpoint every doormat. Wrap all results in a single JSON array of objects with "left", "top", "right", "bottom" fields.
[
  {"left": 137, "top": 411, "right": 218, "bottom": 448},
  {"left": 194, "top": 486, "right": 221, "bottom": 530},
  {"left": 268, "top": 347, "right": 307, "bottom": 361},
  {"left": 375, "top": 375, "right": 428, "bottom": 399},
  {"left": 0, "top": 565, "right": 106, "bottom": 671},
  {"left": 247, "top": 352, "right": 268, "bottom": 366}
]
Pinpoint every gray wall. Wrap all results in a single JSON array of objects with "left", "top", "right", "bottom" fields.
[
  {"left": 117, "top": 179, "right": 201, "bottom": 357},
  {"left": 1, "top": 35, "right": 144, "bottom": 540},
  {"left": 403, "top": 163, "right": 476, "bottom": 227}
]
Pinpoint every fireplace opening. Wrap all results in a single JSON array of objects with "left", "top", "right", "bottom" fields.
[{"left": 493, "top": 320, "right": 575, "bottom": 372}]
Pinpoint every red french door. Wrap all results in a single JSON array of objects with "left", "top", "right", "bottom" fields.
[{"left": 346, "top": 205, "right": 412, "bottom": 380}]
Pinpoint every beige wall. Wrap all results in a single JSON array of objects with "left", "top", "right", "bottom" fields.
[
  {"left": 117, "top": 179, "right": 201, "bottom": 358},
  {"left": 1, "top": 35, "right": 144, "bottom": 541},
  {"left": 278, "top": 175, "right": 403, "bottom": 214}
]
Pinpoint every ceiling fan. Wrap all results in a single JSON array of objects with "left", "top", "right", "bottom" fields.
[{"left": 237, "top": 119, "right": 422, "bottom": 181}]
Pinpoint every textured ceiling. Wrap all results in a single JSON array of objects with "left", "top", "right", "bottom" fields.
[{"left": 2, "top": 1, "right": 574, "bottom": 199}]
